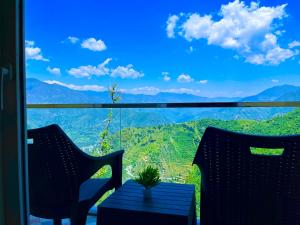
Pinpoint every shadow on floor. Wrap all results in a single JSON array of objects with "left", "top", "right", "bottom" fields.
[
  {"left": 30, "top": 216, "right": 96, "bottom": 225},
  {"left": 30, "top": 215, "right": 200, "bottom": 225}
]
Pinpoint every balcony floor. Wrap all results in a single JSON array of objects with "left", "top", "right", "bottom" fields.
[
  {"left": 30, "top": 216, "right": 200, "bottom": 225},
  {"left": 30, "top": 216, "right": 96, "bottom": 225},
  {"left": 30, "top": 205, "right": 200, "bottom": 224}
]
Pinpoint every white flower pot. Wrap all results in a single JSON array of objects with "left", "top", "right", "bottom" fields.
[{"left": 143, "top": 188, "right": 152, "bottom": 200}]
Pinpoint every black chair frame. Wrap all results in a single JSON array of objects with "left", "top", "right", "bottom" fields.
[
  {"left": 194, "top": 126, "right": 300, "bottom": 225},
  {"left": 28, "top": 124, "right": 124, "bottom": 225}
]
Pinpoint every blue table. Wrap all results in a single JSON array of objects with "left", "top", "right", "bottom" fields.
[{"left": 97, "top": 180, "right": 196, "bottom": 225}]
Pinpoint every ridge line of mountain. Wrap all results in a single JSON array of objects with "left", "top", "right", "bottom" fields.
[{"left": 26, "top": 78, "right": 300, "bottom": 104}]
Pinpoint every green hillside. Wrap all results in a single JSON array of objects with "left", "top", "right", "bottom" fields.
[
  {"left": 109, "top": 109, "right": 300, "bottom": 215},
  {"left": 118, "top": 109, "right": 300, "bottom": 180}
]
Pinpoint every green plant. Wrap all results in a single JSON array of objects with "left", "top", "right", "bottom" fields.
[
  {"left": 94, "top": 83, "right": 121, "bottom": 156},
  {"left": 134, "top": 166, "right": 161, "bottom": 189}
]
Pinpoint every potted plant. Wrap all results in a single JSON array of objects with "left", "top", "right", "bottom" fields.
[{"left": 134, "top": 166, "right": 161, "bottom": 200}]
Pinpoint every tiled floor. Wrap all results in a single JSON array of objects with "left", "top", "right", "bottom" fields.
[
  {"left": 30, "top": 216, "right": 200, "bottom": 225},
  {"left": 30, "top": 206, "right": 98, "bottom": 225},
  {"left": 30, "top": 206, "right": 200, "bottom": 225},
  {"left": 30, "top": 216, "right": 96, "bottom": 225}
]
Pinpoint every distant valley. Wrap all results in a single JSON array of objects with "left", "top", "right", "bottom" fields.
[{"left": 26, "top": 78, "right": 300, "bottom": 149}]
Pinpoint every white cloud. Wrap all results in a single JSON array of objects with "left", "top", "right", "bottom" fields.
[
  {"left": 68, "top": 60, "right": 144, "bottom": 80},
  {"left": 47, "top": 67, "right": 61, "bottom": 76},
  {"left": 81, "top": 38, "right": 107, "bottom": 51},
  {"left": 120, "top": 87, "right": 160, "bottom": 95},
  {"left": 163, "top": 88, "right": 201, "bottom": 96},
  {"left": 271, "top": 79, "right": 279, "bottom": 83},
  {"left": 121, "top": 87, "right": 202, "bottom": 96},
  {"left": 180, "top": 1, "right": 287, "bottom": 46},
  {"left": 25, "top": 40, "right": 49, "bottom": 61},
  {"left": 162, "top": 72, "right": 171, "bottom": 81},
  {"left": 118, "top": 85, "right": 205, "bottom": 96},
  {"left": 245, "top": 34, "right": 297, "bottom": 65},
  {"left": 233, "top": 54, "right": 240, "bottom": 60},
  {"left": 288, "top": 41, "right": 300, "bottom": 49},
  {"left": 263, "top": 46, "right": 296, "bottom": 65},
  {"left": 181, "top": 14, "right": 213, "bottom": 42},
  {"left": 246, "top": 54, "right": 265, "bottom": 64},
  {"left": 68, "top": 36, "right": 79, "bottom": 44},
  {"left": 44, "top": 80, "right": 106, "bottom": 92},
  {"left": 246, "top": 33, "right": 298, "bottom": 65},
  {"left": 199, "top": 80, "right": 208, "bottom": 84},
  {"left": 261, "top": 33, "right": 277, "bottom": 50},
  {"left": 177, "top": 74, "right": 194, "bottom": 83},
  {"left": 170, "top": 0, "right": 298, "bottom": 65},
  {"left": 166, "top": 15, "right": 179, "bottom": 38},
  {"left": 111, "top": 64, "right": 144, "bottom": 79},
  {"left": 275, "top": 30, "right": 285, "bottom": 36},
  {"left": 68, "top": 58, "right": 112, "bottom": 78},
  {"left": 43, "top": 80, "right": 203, "bottom": 96}
]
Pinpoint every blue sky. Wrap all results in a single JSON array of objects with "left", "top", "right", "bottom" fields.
[{"left": 25, "top": 0, "right": 300, "bottom": 97}]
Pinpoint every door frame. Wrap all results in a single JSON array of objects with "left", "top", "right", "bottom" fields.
[{"left": 0, "top": 0, "right": 28, "bottom": 224}]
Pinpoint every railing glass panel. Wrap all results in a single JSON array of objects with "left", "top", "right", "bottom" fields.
[
  {"left": 27, "top": 105, "right": 300, "bottom": 218},
  {"left": 27, "top": 108, "right": 122, "bottom": 154}
]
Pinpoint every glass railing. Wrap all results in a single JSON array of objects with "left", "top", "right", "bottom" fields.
[
  {"left": 26, "top": 102, "right": 300, "bottom": 219},
  {"left": 27, "top": 108, "right": 122, "bottom": 151}
]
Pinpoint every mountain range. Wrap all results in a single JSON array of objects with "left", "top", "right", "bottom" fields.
[
  {"left": 26, "top": 78, "right": 300, "bottom": 104},
  {"left": 26, "top": 78, "right": 240, "bottom": 103}
]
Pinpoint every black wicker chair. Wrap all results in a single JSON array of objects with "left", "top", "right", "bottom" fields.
[
  {"left": 193, "top": 126, "right": 300, "bottom": 225},
  {"left": 28, "top": 124, "right": 124, "bottom": 225}
]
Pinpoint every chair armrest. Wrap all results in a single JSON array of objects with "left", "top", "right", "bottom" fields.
[
  {"left": 108, "top": 150, "right": 124, "bottom": 189},
  {"left": 83, "top": 150, "right": 124, "bottom": 189}
]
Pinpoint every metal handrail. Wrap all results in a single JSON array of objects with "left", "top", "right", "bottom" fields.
[{"left": 27, "top": 101, "right": 300, "bottom": 109}]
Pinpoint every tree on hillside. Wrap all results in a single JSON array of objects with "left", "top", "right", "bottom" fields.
[{"left": 94, "top": 84, "right": 121, "bottom": 156}]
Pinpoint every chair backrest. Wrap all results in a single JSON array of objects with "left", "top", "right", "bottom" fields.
[
  {"left": 193, "top": 127, "right": 300, "bottom": 225},
  {"left": 28, "top": 124, "right": 84, "bottom": 214}
]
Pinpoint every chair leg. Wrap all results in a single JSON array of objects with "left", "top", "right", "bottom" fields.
[
  {"left": 70, "top": 210, "right": 88, "bottom": 225},
  {"left": 53, "top": 218, "right": 62, "bottom": 225}
]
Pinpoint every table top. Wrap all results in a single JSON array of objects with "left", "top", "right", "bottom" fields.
[{"left": 99, "top": 180, "right": 195, "bottom": 216}]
